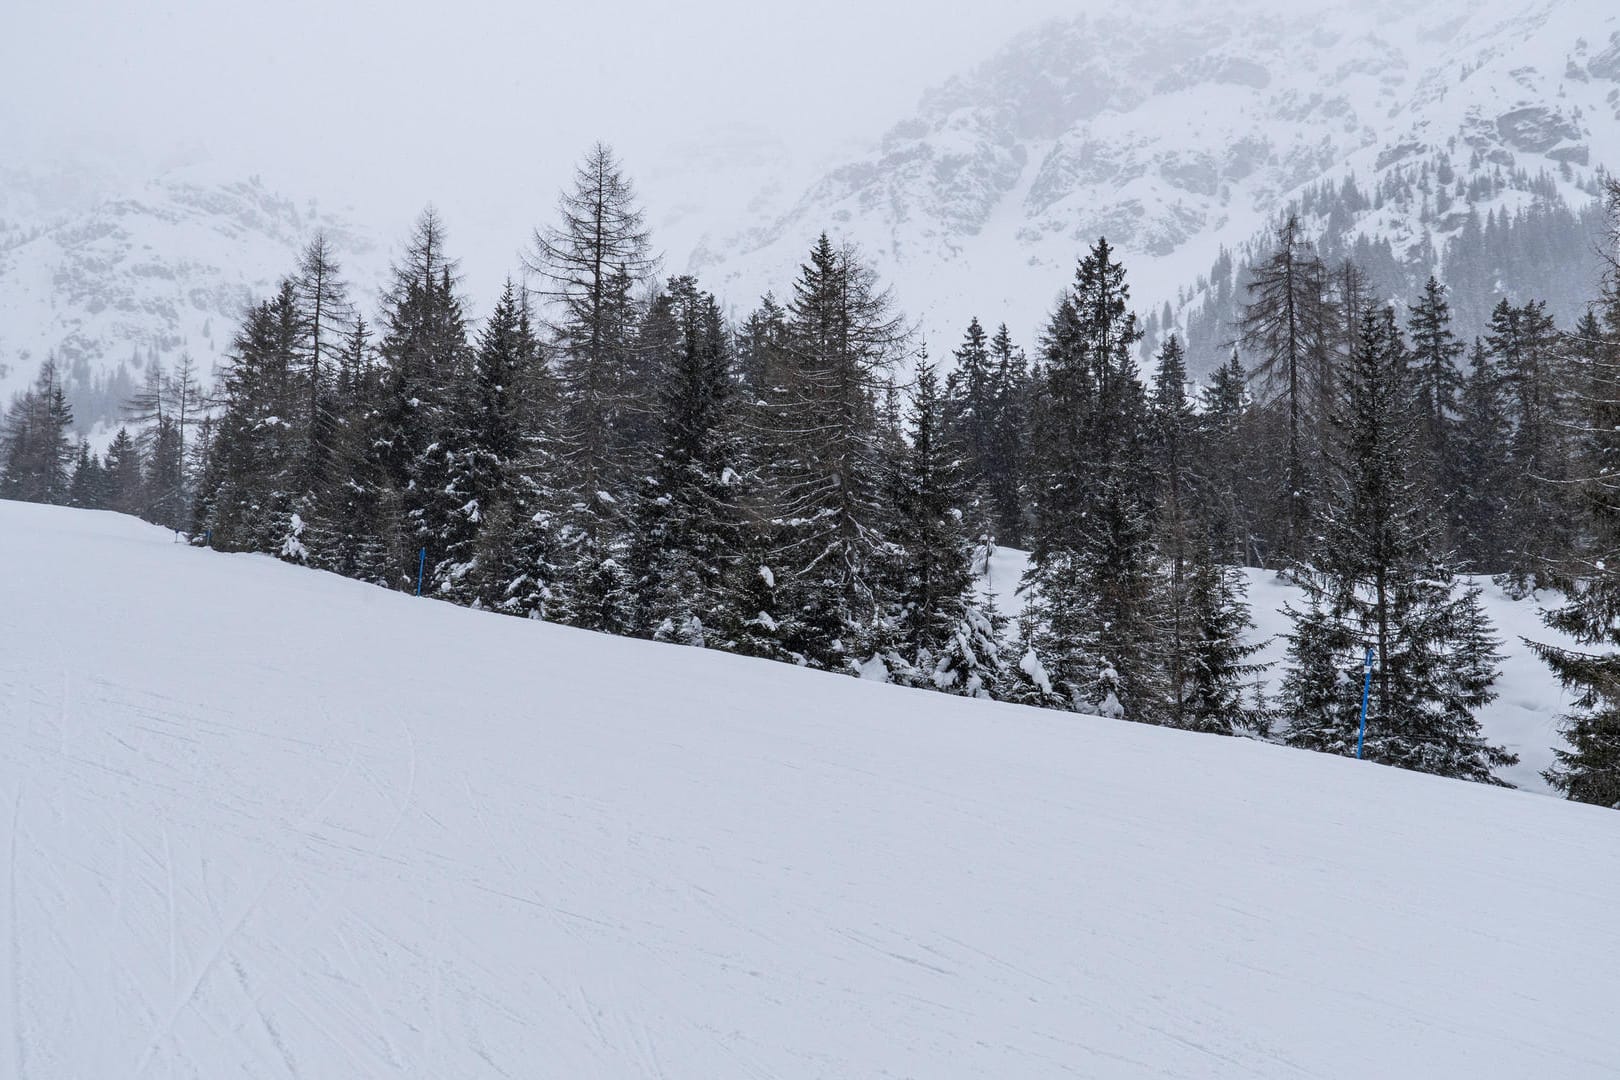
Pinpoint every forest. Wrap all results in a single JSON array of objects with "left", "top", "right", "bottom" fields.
[{"left": 6, "top": 146, "right": 1619, "bottom": 808}]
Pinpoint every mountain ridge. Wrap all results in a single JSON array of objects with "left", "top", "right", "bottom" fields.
[{"left": 3, "top": 0, "right": 1617, "bottom": 414}]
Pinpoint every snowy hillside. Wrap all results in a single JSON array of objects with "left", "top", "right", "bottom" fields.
[
  {"left": 979, "top": 546, "right": 1579, "bottom": 794},
  {"left": 690, "top": 0, "right": 1620, "bottom": 352},
  {"left": 0, "top": 169, "right": 379, "bottom": 420},
  {"left": 3, "top": 499, "right": 1617, "bottom": 1078}
]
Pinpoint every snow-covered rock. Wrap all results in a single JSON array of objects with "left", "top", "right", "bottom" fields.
[
  {"left": 689, "top": 0, "right": 1620, "bottom": 354},
  {"left": 0, "top": 168, "right": 379, "bottom": 421}
]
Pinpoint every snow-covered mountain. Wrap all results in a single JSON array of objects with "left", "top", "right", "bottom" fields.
[
  {"left": 4, "top": 498, "right": 1618, "bottom": 1077},
  {"left": 0, "top": 168, "right": 380, "bottom": 424},
  {"left": 4, "top": 0, "right": 1618, "bottom": 416},
  {"left": 689, "top": 0, "right": 1620, "bottom": 356}
]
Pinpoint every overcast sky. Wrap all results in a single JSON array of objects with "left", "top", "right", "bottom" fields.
[
  {"left": 3, "top": 0, "right": 1373, "bottom": 302},
  {"left": 4, "top": 2, "right": 1071, "bottom": 216}
]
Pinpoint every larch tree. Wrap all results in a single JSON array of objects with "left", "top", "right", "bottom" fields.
[
  {"left": 525, "top": 143, "right": 657, "bottom": 632},
  {"left": 1240, "top": 215, "right": 1333, "bottom": 562}
]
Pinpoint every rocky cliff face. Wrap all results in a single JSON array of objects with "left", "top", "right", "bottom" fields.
[
  {"left": 687, "top": 0, "right": 1620, "bottom": 355},
  {"left": 0, "top": 169, "right": 377, "bottom": 422}
]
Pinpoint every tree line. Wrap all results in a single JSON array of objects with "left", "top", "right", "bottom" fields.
[{"left": 6, "top": 147, "right": 1619, "bottom": 806}]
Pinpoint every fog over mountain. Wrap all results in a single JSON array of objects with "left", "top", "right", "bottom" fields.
[{"left": 3, "top": 0, "right": 1617, "bottom": 412}]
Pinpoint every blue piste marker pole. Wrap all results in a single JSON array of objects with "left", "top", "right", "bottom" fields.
[
  {"left": 1356, "top": 645, "right": 1376, "bottom": 760},
  {"left": 416, "top": 547, "right": 427, "bottom": 597}
]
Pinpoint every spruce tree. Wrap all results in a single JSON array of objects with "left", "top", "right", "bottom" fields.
[
  {"left": 1179, "top": 548, "right": 1269, "bottom": 735},
  {"left": 67, "top": 441, "right": 108, "bottom": 510},
  {"left": 433, "top": 279, "right": 539, "bottom": 605},
  {"left": 624, "top": 276, "right": 744, "bottom": 645},
  {"left": 941, "top": 317, "right": 997, "bottom": 531},
  {"left": 142, "top": 415, "right": 186, "bottom": 531},
  {"left": 1531, "top": 197, "right": 1620, "bottom": 807},
  {"left": 1282, "top": 308, "right": 1514, "bottom": 783},
  {"left": 376, "top": 210, "right": 471, "bottom": 586},
  {"left": 734, "top": 293, "right": 789, "bottom": 402},
  {"left": 1150, "top": 334, "right": 1210, "bottom": 728},
  {"left": 1023, "top": 238, "right": 1168, "bottom": 719},
  {"left": 1196, "top": 350, "right": 1263, "bottom": 565},
  {"left": 196, "top": 283, "right": 301, "bottom": 550},
  {"left": 104, "top": 426, "right": 147, "bottom": 517},
  {"left": 891, "top": 360, "right": 998, "bottom": 692},
  {"left": 1490, "top": 297, "right": 1571, "bottom": 586},
  {"left": 314, "top": 318, "right": 403, "bottom": 585},
  {"left": 984, "top": 323, "right": 1029, "bottom": 547},
  {"left": 1450, "top": 339, "right": 1512, "bottom": 571},
  {"left": 0, "top": 360, "right": 74, "bottom": 505},
  {"left": 1406, "top": 276, "right": 1464, "bottom": 516},
  {"left": 760, "top": 233, "right": 909, "bottom": 670}
]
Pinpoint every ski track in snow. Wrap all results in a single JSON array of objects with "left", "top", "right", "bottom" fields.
[
  {"left": 7, "top": 787, "right": 24, "bottom": 1080},
  {"left": 2, "top": 501, "right": 1619, "bottom": 1078}
]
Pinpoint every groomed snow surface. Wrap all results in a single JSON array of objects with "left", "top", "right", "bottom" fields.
[{"left": 2, "top": 500, "right": 1617, "bottom": 1079}]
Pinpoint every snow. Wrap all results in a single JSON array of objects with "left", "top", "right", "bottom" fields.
[
  {"left": 1240, "top": 568, "right": 1579, "bottom": 795},
  {"left": 979, "top": 547, "right": 1582, "bottom": 796},
  {"left": 3, "top": 499, "right": 1619, "bottom": 1078},
  {"left": 691, "top": 0, "right": 1620, "bottom": 359},
  {"left": 978, "top": 542, "right": 1031, "bottom": 617}
]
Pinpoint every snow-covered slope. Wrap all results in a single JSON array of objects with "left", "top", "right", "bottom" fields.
[
  {"left": 980, "top": 546, "right": 1579, "bottom": 795},
  {"left": 690, "top": 0, "right": 1620, "bottom": 350},
  {"left": 3, "top": 499, "right": 1617, "bottom": 1078}
]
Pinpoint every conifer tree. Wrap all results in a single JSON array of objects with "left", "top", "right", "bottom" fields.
[
  {"left": 376, "top": 209, "right": 471, "bottom": 585},
  {"left": 624, "top": 276, "right": 744, "bottom": 644},
  {"left": 142, "top": 414, "right": 186, "bottom": 531},
  {"left": 432, "top": 279, "right": 539, "bottom": 604},
  {"left": 1490, "top": 297, "right": 1570, "bottom": 586},
  {"left": 290, "top": 234, "right": 354, "bottom": 549},
  {"left": 1407, "top": 276, "right": 1464, "bottom": 513},
  {"left": 196, "top": 284, "right": 300, "bottom": 550},
  {"left": 1282, "top": 308, "right": 1514, "bottom": 783},
  {"left": 525, "top": 143, "right": 656, "bottom": 630},
  {"left": 734, "top": 293, "right": 789, "bottom": 402},
  {"left": 759, "top": 233, "right": 909, "bottom": 670},
  {"left": 984, "top": 323, "right": 1029, "bottom": 547},
  {"left": 312, "top": 317, "right": 403, "bottom": 584},
  {"left": 1531, "top": 186, "right": 1620, "bottom": 807},
  {"left": 1196, "top": 350, "right": 1263, "bottom": 565},
  {"left": 1179, "top": 548, "right": 1269, "bottom": 735},
  {"left": 0, "top": 360, "right": 75, "bottom": 505},
  {"left": 1150, "top": 335, "right": 1208, "bottom": 727},
  {"left": 67, "top": 441, "right": 108, "bottom": 510},
  {"left": 1023, "top": 238, "right": 1168, "bottom": 719},
  {"left": 891, "top": 360, "right": 998, "bottom": 692},
  {"left": 1450, "top": 339, "right": 1512, "bottom": 571},
  {"left": 942, "top": 317, "right": 997, "bottom": 529},
  {"left": 104, "top": 426, "right": 147, "bottom": 517},
  {"left": 1240, "top": 215, "right": 1333, "bottom": 561}
]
